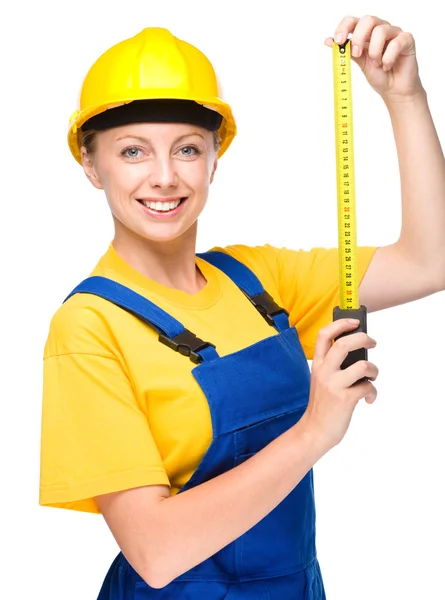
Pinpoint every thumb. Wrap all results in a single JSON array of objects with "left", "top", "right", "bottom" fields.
[{"left": 324, "top": 37, "right": 367, "bottom": 72}]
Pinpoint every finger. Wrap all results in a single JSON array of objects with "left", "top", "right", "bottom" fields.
[
  {"left": 350, "top": 15, "right": 389, "bottom": 58},
  {"left": 381, "top": 31, "right": 416, "bottom": 71},
  {"left": 312, "top": 319, "right": 361, "bottom": 368},
  {"left": 368, "top": 24, "right": 402, "bottom": 66},
  {"left": 364, "top": 393, "right": 377, "bottom": 404},
  {"left": 338, "top": 360, "right": 379, "bottom": 388},
  {"left": 332, "top": 15, "right": 360, "bottom": 44},
  {"left": 324, "top": 332, "right": 377, "bottom": 372},
  {"left": 348, "top": 380, "right": 377, "bottom": 404}
]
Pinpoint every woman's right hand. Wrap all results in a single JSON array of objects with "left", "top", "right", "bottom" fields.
[{"left": 300, "top": 318, "right": 379, "bottom": 453}]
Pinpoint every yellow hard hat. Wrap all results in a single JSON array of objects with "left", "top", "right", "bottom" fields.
[{"left": 68, "top": 28, "right": 236, "bottom": 164}]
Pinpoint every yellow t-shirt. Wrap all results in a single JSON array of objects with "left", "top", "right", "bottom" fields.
[{"left": 39, "top": 242, "right": 378, "bottom": 514}]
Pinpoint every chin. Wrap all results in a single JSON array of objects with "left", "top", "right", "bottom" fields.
[
  {"left": 114, "top": 211, "right": 198, "bottom": 246},
  {"left": 134, "top": 224, "right": 195, "bottom": 245}
]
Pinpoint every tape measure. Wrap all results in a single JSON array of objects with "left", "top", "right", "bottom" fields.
[
  {"left": 332, "top": 39, "right": 360, "bottom": 310},
  {"left": 332, "top": 39, "right": 368, "bottom": 377}
]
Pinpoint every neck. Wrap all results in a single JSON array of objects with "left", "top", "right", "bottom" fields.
[{"left": 112, "top": 223, "right": 206, "bottom": 294}]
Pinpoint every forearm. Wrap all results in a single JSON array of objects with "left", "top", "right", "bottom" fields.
[
  {"left": 143, "top": 418, "right": 325, "bottom": 587},
  {"left": 384, "top": 90, "right": 445, "bottom": 277}
]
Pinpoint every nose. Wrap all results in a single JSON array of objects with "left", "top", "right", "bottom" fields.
[{"left": 148, "top": 155, "right": 179, "bottom": 189}]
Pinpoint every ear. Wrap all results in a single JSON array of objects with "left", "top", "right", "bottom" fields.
[
  {"left": 81, "top": 146, "right": 103, "bottom": 190},
  {"left": 209, "top": 157, "right": 218, "bottom": 184}
]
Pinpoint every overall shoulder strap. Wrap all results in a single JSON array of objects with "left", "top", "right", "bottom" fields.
[
  {"left": 64, "top": 276, "right": 219, "bottom": 363},
  {"left": 198, "top": 251, "right": 290, "bottom": 332}
]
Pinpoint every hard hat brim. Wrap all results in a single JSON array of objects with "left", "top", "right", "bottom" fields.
[{"left": 69, "top": 93, "right": 236, "bottom": 164}]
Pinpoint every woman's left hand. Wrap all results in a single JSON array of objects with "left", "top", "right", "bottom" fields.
[{"left": 325, "top": 15, "right": 424, "bottom": 102}]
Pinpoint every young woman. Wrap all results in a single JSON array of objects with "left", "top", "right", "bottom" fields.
[{"left": 39, "top": 16, "right": 445, "bottom": 599}]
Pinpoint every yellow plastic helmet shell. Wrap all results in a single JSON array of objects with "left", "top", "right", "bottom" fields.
[{"left": 68, "top": 28, "right": 236, "bottom": 164}]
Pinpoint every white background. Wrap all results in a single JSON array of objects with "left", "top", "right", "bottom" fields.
[{"left": 1, "top": 0, "right": 444, "bottom": 598}]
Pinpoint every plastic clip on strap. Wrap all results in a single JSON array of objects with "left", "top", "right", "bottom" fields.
[
  {"left": 248, "top": 291, "right": 289, "bottom": 327},
  {"left": 158, "top": 330, "right": 216, "bottom": 364},
  {"left": 64, "top": 276, "right": 219, "bottom": 364},
  {"left": 198, "top": 251, "right": 290, "bottom": 332}
]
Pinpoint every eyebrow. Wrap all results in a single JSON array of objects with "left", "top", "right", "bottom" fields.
[{"left": 116, "top": 132, "right": 206, "bottom": 143}]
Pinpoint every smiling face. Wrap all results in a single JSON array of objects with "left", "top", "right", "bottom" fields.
[{"left": 81, "top": 122, "right": 218, "bottom": 249}]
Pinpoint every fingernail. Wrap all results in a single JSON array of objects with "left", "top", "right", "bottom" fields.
[
  {"left": 334, "top": 33, "right": 344, "bottom": 43},
  {"left": 352, "top": 45, "right": 361, "bottom": 57},
  {"left": 370, "top": 338, "right": 377, "bottom": 345},
  {"left": 348, "top": 319, "right": 360, "bottom": 324}
]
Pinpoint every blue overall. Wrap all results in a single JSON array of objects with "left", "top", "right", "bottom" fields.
[{"left": 65, "top": 251, "right": 326, "bottom": 599}]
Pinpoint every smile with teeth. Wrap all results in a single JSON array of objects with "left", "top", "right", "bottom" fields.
[{"left": 138, "top": 198, "right": 185, "bottom": 212}]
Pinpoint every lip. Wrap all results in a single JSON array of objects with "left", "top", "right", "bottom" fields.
[
  {"left": 136, "top": 196, "right": 187, "bottom": 219},
  {"left": 138, "top": 196, "right": 184, "bottom": 203}
]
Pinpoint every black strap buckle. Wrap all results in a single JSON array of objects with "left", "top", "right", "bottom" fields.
[
  {"left": 248, "top": 291, "right": 289, "bottom": 326},
  {"left": 158, "top": 330, "right": 216, "bottom": 364}
]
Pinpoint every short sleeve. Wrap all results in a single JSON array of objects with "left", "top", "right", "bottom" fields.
[
  {"left": 39, "top": 302, "right": 170, "bottom": 514},
  {"left": 276, "top": 246, "right": 378, "bottom": 359},
  {"left": 214, "top": 243, "right": 378, "bottom": 361}
]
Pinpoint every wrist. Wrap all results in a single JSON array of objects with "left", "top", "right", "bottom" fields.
[
  {"left": 381, "top": 86, "right": 428, "bottom": 112},
  {"left": 292, "top": 416, "right": 333, "bottom": 462}
]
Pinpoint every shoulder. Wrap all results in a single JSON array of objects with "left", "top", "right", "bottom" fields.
[
  {"left": 208, "top": 243, "right": 282, "bottom": 282},
  {"left": 44, "top": 288, "right": 123, "bottom": 359},
  {"left": 209, "top": 243, "right": 280, "bottom": 262},
  {"left": 206, "top": 243, "right": 333, "bottom": 287}
]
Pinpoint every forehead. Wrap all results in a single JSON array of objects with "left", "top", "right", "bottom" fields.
[{"left": 102, "top": 122, "right": 211, "bottom": 142}]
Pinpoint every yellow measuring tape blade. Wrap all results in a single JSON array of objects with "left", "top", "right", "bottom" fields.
[{"left": 332, "top": 40, "right": 360, "bottom": 310}]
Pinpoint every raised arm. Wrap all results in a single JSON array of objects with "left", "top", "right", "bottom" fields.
[{"left": 326, "top": 16, "right": 445, "bottom": 312}]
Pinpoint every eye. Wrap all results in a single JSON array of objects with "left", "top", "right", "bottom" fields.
[
  {"left": 177, "top": 145, "right": 201, "bottom": 158},
  {"left": 121, "top": 146, "right": 144, "bottom": 160}
]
